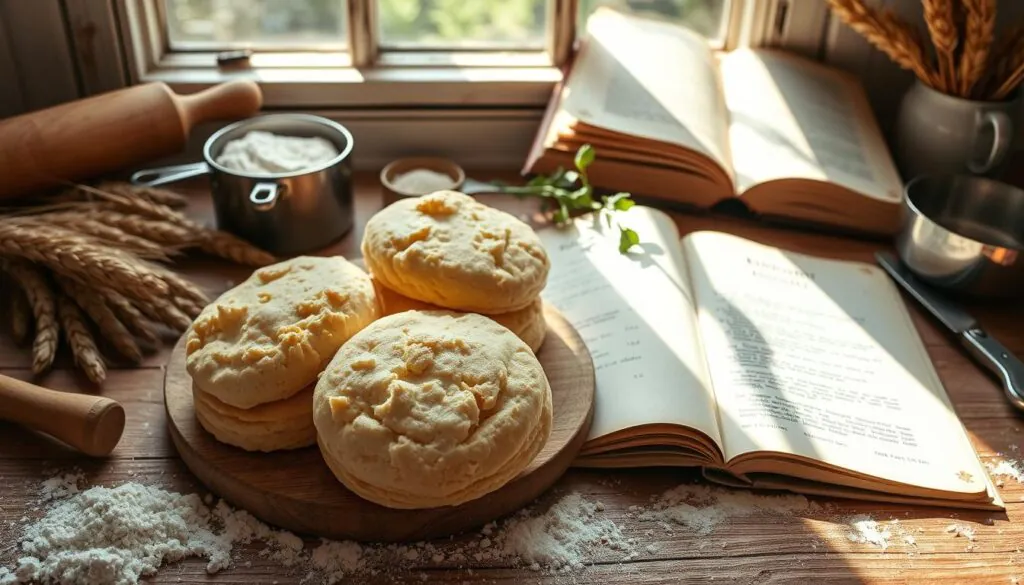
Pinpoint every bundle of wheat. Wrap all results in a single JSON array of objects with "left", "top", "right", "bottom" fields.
[
  {"left": 828, "top": 0, "right": 1020, "bottom": 101},
  {"left": 0, "top": 183, "right": 275, "bottom": 384}
]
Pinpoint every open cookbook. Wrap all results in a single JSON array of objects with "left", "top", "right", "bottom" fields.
[
  {"left": 525, "top": 8, "right": 905, "bottom": 236},
  {"left": 539, "top": 207, "right": 1002, "bottom": 510}
]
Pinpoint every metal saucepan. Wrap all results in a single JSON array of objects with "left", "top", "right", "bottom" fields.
[
  {"left": 896, "top": 174, "right": 1024, "bottom": 297},
  {"left": 131, "top": 113, "right": 355, "bottom": 256}
]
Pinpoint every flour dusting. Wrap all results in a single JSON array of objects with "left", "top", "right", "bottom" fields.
[
  {"left": 500, "top": 493, "right": 632, "bottom": 570},
  {"left": 845, "top": 515, "right": 892, "bottom": 550},
  {"left": 37, "top": 471, "right": 84, "bottom": 502},
  {"left": 638, "top": 484, "right": 820, "bottom": 535},
  {"left": 987, "top": 459, "right": 1023, "bottom": 485}
]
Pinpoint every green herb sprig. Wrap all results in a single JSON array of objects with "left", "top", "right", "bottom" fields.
[{"left": 499, "top": 145, "right": 641, "bottom": 253}]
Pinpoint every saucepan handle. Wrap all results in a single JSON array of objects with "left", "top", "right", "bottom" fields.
[
  {"left": 130, "top": 162, "right": 212, "bottom": 187},
  {"left": 250, "top": 182, "right": 283, "bottom": 212}
]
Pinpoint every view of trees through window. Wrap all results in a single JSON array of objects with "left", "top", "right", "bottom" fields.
[{"left": 163, "top": 0, "right": 727, "bottom": 50}]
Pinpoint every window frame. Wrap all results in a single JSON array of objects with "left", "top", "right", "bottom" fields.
[
  {"left": 13, "top": 0, "right": 830, "bottom": 169},
  {"left": 113, "top": 0, "right": 813, "bottom": 109}
]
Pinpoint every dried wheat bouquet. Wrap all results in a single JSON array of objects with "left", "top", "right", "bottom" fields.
[
  {"left": 828, "top": 0, "right": 1023, "bottom": 101},
  {"left": 0, "top": 182, "right": 276, "bottom": 385}
]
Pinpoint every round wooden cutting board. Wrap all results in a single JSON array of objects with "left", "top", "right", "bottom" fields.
[{"left": 164, "top": 304, "right": 595, "bottom": 542}]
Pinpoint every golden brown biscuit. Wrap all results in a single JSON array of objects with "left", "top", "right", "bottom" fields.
[
  {"left": 193, "top": 383, "right": 315, "bottom": 452},
  {"left": 186, "top": 256, "right": 378, "bottom": 409},
  {"left": 313, "top": 311, "right": 552, "bottom": 509},
  {"left": 361, "top": 191, "right": 549, "bottom": 314},
  {"left": 373, "top": 278, "right": 547, "bottom": 353}
]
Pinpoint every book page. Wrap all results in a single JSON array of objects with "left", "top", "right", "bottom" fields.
[
  {"left": 539, "top": 207, "right": 721, "bottom": 448},
  {"left": 561, "top": 8, "right": 733, "bottom": 177},
  {"left": 720, "top": 49, "right": 903, "bottom": 202},
  {"left": 683, "top": 232, "right": 987, "bottom": 495}
]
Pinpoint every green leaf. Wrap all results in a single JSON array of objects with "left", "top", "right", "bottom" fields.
[
  {"left": 618, "top": 226, "right": 640, "bottom": 254},
  {"left": 605, "top": 192, "right": 636, "bottom": 211},
  {"left": 574, "top": 144, "right": 596, "bottom": 172},
  {"left": 559, "top": 170, "right": 580, "bottom": 186},
  {"left": 604, "top": 209, "right": 614, "bottom": 228}
]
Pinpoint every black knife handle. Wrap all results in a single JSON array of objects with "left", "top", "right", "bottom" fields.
[{"left": 962, "top": 328, "right": 1024, "bottom": 413}]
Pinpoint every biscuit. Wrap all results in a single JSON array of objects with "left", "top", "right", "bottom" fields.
[
  {"left": 362, "top": 191, "right": 550, "bottom": 314},
  {"left": 313, "top": 311, "right": 552, "bottom": 509},
  {"left": 186, "top": 256, "right": 378, "bottom": 409},
  {"left": 373, "top": 279, "right": 547, "bottom": 353},
  {"left": 193, "top": 383, "right": 316, "bottom": 452}
]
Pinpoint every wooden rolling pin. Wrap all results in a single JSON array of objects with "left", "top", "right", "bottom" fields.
[
  {"left": 0, "top": 373, "right": 125, "bottom": 456},
  {"left": 0, "top": 79, "right": 262, "bottom": 199}
]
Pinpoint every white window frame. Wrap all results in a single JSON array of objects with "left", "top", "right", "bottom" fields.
[{"left": 111, "top": 0, "right": 823, "bottom": 109}]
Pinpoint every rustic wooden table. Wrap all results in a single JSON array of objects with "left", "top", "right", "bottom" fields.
[{"left": 2, "top": 173, "right": 1022, "bottom": 584}]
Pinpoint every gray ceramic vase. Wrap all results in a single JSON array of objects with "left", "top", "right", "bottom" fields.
[{"left": 894, "top": 80, "right": 1020, "bottom": 180}]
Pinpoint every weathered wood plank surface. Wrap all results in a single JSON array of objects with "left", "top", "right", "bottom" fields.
[{"left": 1, "top": 173, "right": 1023, "bottom": 584}]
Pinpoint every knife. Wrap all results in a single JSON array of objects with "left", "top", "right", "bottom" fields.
[{"left": 876, "top": 252, "right": 1024, "bottom": 413}]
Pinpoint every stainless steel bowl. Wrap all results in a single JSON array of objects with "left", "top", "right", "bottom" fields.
[
  {"left": 132, "top": 113, "right": 355, "bottom": 256},
  {"left": 897, "top": 174, "right": 1024, "bottom": 297}
]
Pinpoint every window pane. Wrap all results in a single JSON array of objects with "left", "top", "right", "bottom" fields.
[
  {"left": 377, "top": 0, "right": 546, "bottom": 49},
  {"left": 164, "top": 0, "right": 347, "bottom": 48},
  {"left": 578, "top": 0, "right": 728, "bottom": 42}
]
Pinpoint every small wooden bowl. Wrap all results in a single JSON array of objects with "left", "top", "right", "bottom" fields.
[{"left": 380, "top": 157, "right": 466, "bottom": 207}]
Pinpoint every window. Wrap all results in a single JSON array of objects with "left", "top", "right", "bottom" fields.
[
  {"left": 163, "top": 0, "right": 348, "bottom": 49},
  {"left": 155, "top": 0, "right": 736, "bottom": 61},
  {"left": 377, "top": 0, "right": 548, "bottom": 49},
  {"left": 577, "top": 0, "right": 730, "bottom": 46}
]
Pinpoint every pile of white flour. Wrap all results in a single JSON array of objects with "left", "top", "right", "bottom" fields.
[{"left": 215, "top": 130, "right": 339, "bottom": 174}]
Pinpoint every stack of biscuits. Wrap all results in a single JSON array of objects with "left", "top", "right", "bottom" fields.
[
  {"left": 313, "top": 191, "right": 555, "bottom": 508},
  {"left": 362, "top": 190, "right": 550, "bottom": 353},
  {"left": 183, "top": 190, "right": 555, "bottom": 509},
  {"left": 185, "top": 256, "right": 378, "bottom": 452}
]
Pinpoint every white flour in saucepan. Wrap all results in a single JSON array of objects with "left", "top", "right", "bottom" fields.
[{"left": 215, "top": 130, "right": 339, "bottom": 174}]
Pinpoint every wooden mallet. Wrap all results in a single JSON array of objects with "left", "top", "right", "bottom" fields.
[{"left": 0, "top": 373, "right": 125, "bottom": 456}]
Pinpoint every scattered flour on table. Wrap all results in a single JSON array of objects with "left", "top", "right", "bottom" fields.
[
  {"left": 987, "top": 459, "right": 1023, "bottom": 486},
  {"left": 309, "top": 540, "right": 364, "bottom": 583},
  {"left": 215, "top": 130, "right": 339, "bottom": 174},
  {"left": 500, "top": 493, "right": 632, "bottom": 571},
  {"left": 37, "top": 471, "right": 84, "bottom": 502},
  {"left": 9, "top": 475, "right": 937, "bottom": 583},
  {"left": 637, "top": 484, "right": 821, "bottom": 535},
  {"left": 845, "top": 515, "right": 892, "bottom": 550}
]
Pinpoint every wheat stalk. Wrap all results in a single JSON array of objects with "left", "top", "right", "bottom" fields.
[
  {"left": 922, "top": 0, "right": 960, "bottom": 93},
  {"left": 96, "top": 288, "right": 159, "bottom": 347},
  {"left": 0, "top": 223, "right": 169, "bottom": 301},
  {"left": 197, "top": 231, "right": 277, "bottom": 267},
  {"left": 38, "top": 209, "right": 195, "bottom": 247},
  {"left": 56, "top": 293, "right": 106, "bottom": 384},
  {"left": 93, "top": 182, "right": 189, "bottom": 208},
  {"left": 72, "top": 185, "right": 276, "bottom": 266},
  {"left": 828, "top": 0, "right": 938, "bottom": 87},
  {"left": 10, "top": 216, "right": 169, "bottom": 260},
  {"left": 8, "top": 285, "right": 31, "bottom": 345},
  {"left": 1, "top": 260, "right": 59, "bottom": 375},
  {"left": 958, "top": 0, "right": 996, "bottom": 98},
  {"left": 982, "top": 21, "right": 1024, "bottom": 98},
  {"left": 55, "top": 274, "right": 142, "bottom": 364}
]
